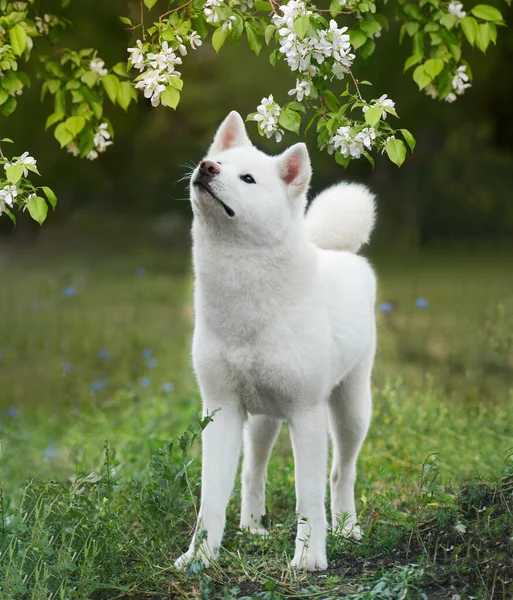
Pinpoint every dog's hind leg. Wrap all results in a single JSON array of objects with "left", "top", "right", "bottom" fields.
[
  {"left": 328, "top": 337, "right": 375, "bottom": 539},
  {"left": 240, "top": 414, "right": 282, "bottom": 534}
]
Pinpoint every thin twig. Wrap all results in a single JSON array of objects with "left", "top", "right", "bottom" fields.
[
  {"left": 140, "top": 0, "right": 146, "bottom": 41},
  {"left": 269, "top": 0, "right": 278, "bottom": 14},
  {"left": 348, "top": 68, "right": 363, "bottom": 102},
  {"left": 159, "top": 0, "right": 195, "bottom": 22},
  {"left": 318, "top": 94, "right": 328, "bottom": 119},
  {"left": 316, "top": 9, "right": 353, "bottom": 13}
]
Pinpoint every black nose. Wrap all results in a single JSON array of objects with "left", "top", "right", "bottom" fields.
[{"left": 199, "top": 160, "right": 220, "bottom": 181}]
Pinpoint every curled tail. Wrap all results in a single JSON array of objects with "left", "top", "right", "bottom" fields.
[{"left": 305, "top": 182, "right": 376, "bottom": 253}]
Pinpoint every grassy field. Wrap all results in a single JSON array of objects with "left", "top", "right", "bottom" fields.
[{"left": 0, "top": 225, "right": 512, "bottom": 599}]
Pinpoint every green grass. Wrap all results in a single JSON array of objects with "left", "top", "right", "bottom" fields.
[{"left": 0, "top": 229, "right": 512, "bottom": 599}]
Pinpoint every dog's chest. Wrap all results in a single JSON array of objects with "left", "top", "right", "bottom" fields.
[{"left": 225, "top": 343, "right": 307, "bottom": 419}]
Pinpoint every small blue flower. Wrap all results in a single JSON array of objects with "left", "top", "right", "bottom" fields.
[
  {"left": 97, "top": 348, "right": 110, "bottom": 360},
  {"left": 139, "top": 377, "right": 151, "bottom": 388},
  {"left": 43, "top": 444, "right": 58, "bottom": 459},
  {"left": 142, "top": 348, "right": 152, "bottom": 359},
  {"left": 379, "top": 302, "right": 394, "bottom": 313},
  {"left": 61, "top": 361, "right": 73, "bottom": 373},
  {"left": 136, "top": 267, "right": 147, "bottom": 278},
  {"left": 162, "top": 382, "right": 174, "bottom": 393},
  {"left": 62, "top": 286, "right": 76, "bottom": 298},
  {"left": 415, "top": 297, "right": 429, "bottom": 309},
  {"left": 146, "top": 357, "right": 158, "bottom": 368},
  {"left": 90, "top": 379, "right": 107, "bottom": 392},
  {"left": 6, "top": 407, "right": 19, "bottom": 418}
]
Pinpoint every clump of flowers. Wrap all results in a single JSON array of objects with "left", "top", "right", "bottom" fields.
[
  {"left": 445, "top": 65, "right": 471, "bottom": 102},
  {"left": 272, "top": 1, "right": 354, "bottom": 81},
  {"left": 87, "top": 123, "right": 113, "bottom": 160},
  {"left": 253, "top": 95, "right": 284, "bottom": 142},
  {"left": 128, "top": 33, "right": 201, "bottom": 107},
  {"left": 447, "top": 0, "right": 466, "bottom": 20},
  {"left": 89, "top": 57, "right": 108, "bottom": 78},
  {"left": 362, "top": 94, "right": 396, "bottom": 119},
  {"left": 328, "top": 124, "right": 377, "bottom": 159},
  {"left": 3, "top": 152, "right": 37, "bottom": 177}
]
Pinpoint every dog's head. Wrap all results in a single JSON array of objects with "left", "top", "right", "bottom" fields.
[{"left": 190, "top": 111, "right": 311, "bottom": 245}]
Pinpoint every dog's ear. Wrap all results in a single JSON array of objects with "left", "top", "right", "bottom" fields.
[
  {"left": 209, "top": 111, "right": 251, "bottom": 155},
  {"left": 277, "top": 143, "right": 311, "bottom": 198}
]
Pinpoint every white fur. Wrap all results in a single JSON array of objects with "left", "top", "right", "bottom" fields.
[
  {"left": 175, "top": 111, "right": 377, "bottom": 572},
  {"left": 306, "top": 183, "right": 376, "bottom": 253}
]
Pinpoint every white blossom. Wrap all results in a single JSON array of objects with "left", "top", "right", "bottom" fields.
[
  {"left": 425, "top": 83, "right": 438, "bottom": 99},
  {"left": 3, "top": 151, "right": 37, "bottom": 177},
  {"left": 355, "top": 127, "right": 376, "bottom": 149},
  {"left": 66, "top": 143, "right": 80, "bottom": 157},
  {"left": 189, "top": 31, "right": 203, "bottom": 49},
  {"left": 381, "top": 135, "right": 396, "bottom": 154},
  {"left": 93, "top": 123, "right": 113, "bottom": 152},
  {"left": 128, "top": 40, "right": 146, "bottom": 71},
  {"left": 87, "top": 150, "right": 99, "bottom": 161},
  {"left": 444, "top": 92, "right": 457, "bottom": 103},
  {"left": 254, "top": 95, "right": 284, "bottom": 142},
  {"left": 452, "top": 64, "right": 471, "bottom": 95},
  {"left": 448, "top": 0, "right": 466, "bottom": 20},
  {"left": 0, "top": 185, "right": 18, "bottom": 207},
  {"left": 204, "top": 0, "right": 224, "bottom": 23},
  {"left": 90, "top": 58, "right": 108, "bottom": 77},
  {"left": 222, "top": 16, "right": 237, "bottom": 31},
  {"left": 362, "top": 94, "right": 396, "bottom": 119},
  {"left": 240, "top": 0, "right": 254, "bottom": 10},
  {"left": 134, "top": 69, "right": 167, "bottom": 107},
  {"left": 147, "top": 42, "right": 182, "bottom": 76},
  {"left": 288, "top": 79, "right": 311, "bottom": 101}
]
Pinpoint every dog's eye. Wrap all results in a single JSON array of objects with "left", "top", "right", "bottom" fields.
[{"left": 240, "top": 174, "right": 256, "bottom": 184}]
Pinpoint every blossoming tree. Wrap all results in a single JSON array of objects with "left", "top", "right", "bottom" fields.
[{"left": 0, "top": 0, "right": 508, "bottom": 224}]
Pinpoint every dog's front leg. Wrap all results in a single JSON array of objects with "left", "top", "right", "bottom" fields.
[
  {"left": 175, "top": 397, "right": 244, "bottom": 569},
  {"left": 288, "top": 403, "right": 328, "bottom": 571}
]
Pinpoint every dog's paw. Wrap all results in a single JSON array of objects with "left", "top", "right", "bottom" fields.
[
  {"left": 290, "top": 548, "right": 328, "bottom": 572},
  {"left": 174, "top": 546, "right": 214, "bottom": 570},
  {"left": 240, "top": 525, "right": 270, "bottom": 537},
  {"left": 340, "top": 523, "right": 362, "bottom": 540}
]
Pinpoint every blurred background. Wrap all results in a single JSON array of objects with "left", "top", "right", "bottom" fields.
[{"left": 0, "top": 0, "right": 512, "bottom": 483}]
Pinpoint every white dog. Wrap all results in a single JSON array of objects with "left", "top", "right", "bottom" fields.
[{"left": 175, "top": 111, "right": 376, "bottom": 572}]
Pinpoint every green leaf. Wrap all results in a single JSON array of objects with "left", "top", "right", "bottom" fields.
[
  {"left": 27, "top": 196, "right": 48, "bottom": 226},
  {"left": 359, "top": 38, "right": 376, "bottom": 59},
  {"left": 45, "top": 112, "right": 64, "bottom": 130},
  {"left": 119, "top": 16, "right": 132, "bottom": 26},
  {"left": 0, "top": 88, "right": 8, "bottom": 105},
  {"left": 323, "top": 90, "right": 340, "bottom": 112},
  {"left": 143, "top": 0, "right": 158, "bottom": 8},
  {"left": 386, "top": 138, "right": 407, "bottom": 167},
  {"left": 65, "top": 115, "right": 86, "bottom": 136},
  {"left": 265, "top": 24, "right": 275, "bottom": 45},
  {"left": 287, "top": 101, "right": 306, "bottom": 113},
  {"left": 0, "top": 97, "right": 16, "bottom": 117},
  {"left": 423, "top": 58, "right": 444, "bottom": 78},
  {"left": 212, "top": 27, "right": 229, "bottom": 53},
  {"left": 360, "top": 20, "right": 381, "bottom": 36},
  {"left": 476, "top": 22, "right": 491, "bottom": 52},
  {"left": 471, "top": 4, "right": 503, "bottom": 23},
  {"left": 1, "top": 73, "right": 23, "bottom": 94},
  {"left": 118, "top": 81, "right": 133, "bottom": 111},
  {"left": 293, "top": 15, "right": 310, "bottom": 39},
  {"left": 440, "top": 13, "right": 457, "bottom": 30},
  {"left": 54, "top": 122, "right": 74, "bottom": 148},
  {"left": 278, "top": 108, "right": 301, "bottom": 134},
  {"left": 6, "top": 164, "right": 24, "bottom": 184},
  {"left": 461, "top": 16, "right": 479, "bottom": 45},
  {"left": 42, "top": 186, "right": 57, "bottom": 209},
  {"left": 350, "top": 29, "right": 367, "bottom": 50},
  {"left": 161, "top": 86, "right": 180, "bottom": 109},
  {"left": 245, "top": 22, "right": 262, "bottom": 55},
  {"left": 168, "top": 77, "right": 184, "bottom": 90},
  {"left": 400, "top": 128, "right": 416, "bottom": 151},
  {"left": 413, "top": 64, "right": 432, "bottom": 89},
  {"left": 0, "top": 138, "right": 14, "bottom": 143},
  {"left": 82, "top": 70, "right": 98, "bottom": 88},
  {"left": 334, "top": 151, "right": 351, "bottom": 168},
  {"left": 102, "top": 74, "right": 120, "bottom": 105},
  {"left": 255, "top": 0, "right": 271, "bottom": 9},
  {"left": 9, "top": 24, "right": 26, "bottom": 56},
  {"left": 364, "top": 105, "right": 381, "bottom": 127},
  {"left": 413, "top": 32, "right": 424, "bottom": 55},
  {"left": 404, "top": 54, "right": 423, "bottom": 72}
]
